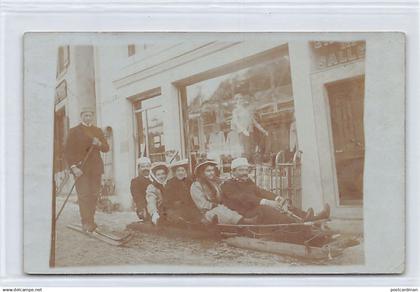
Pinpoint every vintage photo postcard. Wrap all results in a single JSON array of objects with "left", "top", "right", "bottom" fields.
[{"left": 23, "top": 32, "right": 405, "bottom": 274}]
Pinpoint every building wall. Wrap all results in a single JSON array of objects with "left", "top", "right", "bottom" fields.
[
  {"left": 93, "top": 46, "right": 134, "bottom": 209},
  {"left": 54, "top": 45, "right": 97, "bottom": 195},
  {"left": 288, "top": 42, "right": 325, "bottom": 212},
  {"left": 95, "top": 41, "right": 319, "bottom": 210},
  {"left": 290, "top": 42, "right": 365, "bottom": 233},
  {"left": 57, "top": 46, "right": 96, "bottom": 127}
]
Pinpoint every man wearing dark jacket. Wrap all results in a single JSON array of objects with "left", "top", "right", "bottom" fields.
[
  {"left": 221, "top": 157, "right": 330, "bottom": 224},
  {"left": 130, "top": 156, "right": 152, "bottom": 221},
  {"left": 65, "top": 107, "right": 109, "bottom": 232}
]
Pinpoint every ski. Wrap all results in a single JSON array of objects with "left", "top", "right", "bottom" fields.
[
  {"left": 95, "top": 228, "right": 133, "bottom": 242},
  {"left": 67, "top": 224, "right": 133, "bottom": 246}
]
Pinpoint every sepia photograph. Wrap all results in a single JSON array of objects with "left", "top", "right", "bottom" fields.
[{"left": 23, "top": 33, "right": 405, "bottom": 274}]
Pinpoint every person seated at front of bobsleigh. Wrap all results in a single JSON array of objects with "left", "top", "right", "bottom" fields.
[
  {"left": 145, "top": 162, "right": 170, "bottom": 225},
  {"left": 130, "top": 156, "right": 152, "bottom": 222},
  {"left": 190, "top": 160, "right": 257, "bottom": 225},
  {"left": 164, "top": 159, "right": 202, "bottom": 223},
  {"left": 221, "top": 157, "right": 330, "bottom": 225}
]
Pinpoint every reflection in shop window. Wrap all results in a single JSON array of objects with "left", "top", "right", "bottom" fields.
[
  {"left": 133, "top": 95, "right": 166, "bottom": 163},
  {"left": 184, "top": 52, "right": 297, "bottom": 173}
]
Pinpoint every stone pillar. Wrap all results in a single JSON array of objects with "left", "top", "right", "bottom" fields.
[
  {"left": 288, "top": 41, "right": 325, "bottom": 211},
  {"left": 161, "top": 82, "right": 184, "bottom": 160}
]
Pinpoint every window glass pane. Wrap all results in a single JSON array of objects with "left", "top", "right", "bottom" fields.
[
  {"left": 134, "top": 95, "right": 166, "bottom": 162},
  {"left": 185, "top": 54, "right": 296, "bottom": 169}
]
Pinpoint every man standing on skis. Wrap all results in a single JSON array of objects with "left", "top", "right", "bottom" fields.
[{"left": 65, "top": 107, "right": 109, "bottom": 232}]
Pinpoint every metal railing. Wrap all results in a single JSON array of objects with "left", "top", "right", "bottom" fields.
[{"left": 253, "top": 151, "right": 302, "bottom": 209}]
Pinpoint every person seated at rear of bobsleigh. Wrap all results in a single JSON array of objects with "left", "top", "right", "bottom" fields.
[
  {"left": 221, "top": 157, "right": 330, "bottom": 225},
  {"left": 190, "top": 160, "right": 257, "bottom": 225},
  {"left": 130, "top": 156, "right": 152, "bottom": 222},
  {"left": 145, "top": 162, "right": 170, "bottom": 225},
  {"left": 164, "top": 159, "right": 202, "bottom": 223}
]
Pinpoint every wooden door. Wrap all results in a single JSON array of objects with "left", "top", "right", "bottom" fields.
[{"left": 326, "top": 76, "right": 365, "bottom": 206}]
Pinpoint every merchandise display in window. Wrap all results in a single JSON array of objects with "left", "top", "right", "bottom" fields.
[{"left": 184, "top": 50, "right": 297, "bottom": 169}]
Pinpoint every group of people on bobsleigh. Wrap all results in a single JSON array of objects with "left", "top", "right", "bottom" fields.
[{"left": 130, "top": 156, "right": 330, "bottom": 226}]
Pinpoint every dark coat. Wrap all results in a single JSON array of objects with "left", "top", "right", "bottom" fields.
[
  {"left": 165, "top": 177, "right": 201, "bottom": 221},
  {"left": 221, "top": 177, "right": 276, "bottom": 216},
  {"left": 64, "top": 123, "right": 109, "bottom": 175},
  {"left": 130, "top": 175, "right": 150, "bottom": 210},
  {"left": 165, "top": 177, "right": 194, "bottom": 208}
]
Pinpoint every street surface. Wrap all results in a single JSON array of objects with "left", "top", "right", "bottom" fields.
[{"left": 55, "top": 197, "right": 364, "bottom": 268}]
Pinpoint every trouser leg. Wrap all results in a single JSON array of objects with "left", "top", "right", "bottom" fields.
[
  {"left": 288, "top": 206, "right": 307, "bottom": 219},
  {"left": 249, "top": 205, "right": 296, "bottom": 224},
  {"left": 87, "top": 174, "right": 102, "bottom": 227},
  {"left": 75, "top": 175, "right": 91, "bottom": 226}
]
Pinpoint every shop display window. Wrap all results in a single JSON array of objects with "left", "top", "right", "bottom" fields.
[
  {"left": 133, "top": 95, "right": 166, "bottom": 162},
  {"left": 183, "top": 51, "right": 297, "bottom": 171}
]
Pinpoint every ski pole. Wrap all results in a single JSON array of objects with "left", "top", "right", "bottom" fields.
[
  {"left": 55, "top": 146, "right": 93, "bottom": 222},
  {"left": 168, "top": 150, "right": 179, "bottom": 164}
]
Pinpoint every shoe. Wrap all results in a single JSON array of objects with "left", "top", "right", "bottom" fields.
[
  {"left": 87, "top": 223, "right": 97, "bottom": 232},
  {"left": 313, "top": 203, "right": 331, "bottom": 221},
  {"left": 82, "top": 223, "right": 90, "bottom": 232},
  {"left": 303, "top": 208, "right": 314, "bottom": 222}
]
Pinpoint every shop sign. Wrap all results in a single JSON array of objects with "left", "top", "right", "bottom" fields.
[{"left": 311, "top": 41, "right": 365, "bottom": 70}]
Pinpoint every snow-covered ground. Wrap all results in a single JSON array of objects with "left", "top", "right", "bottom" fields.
[{"left": 54, "top": 198, "right": 364, "bottom": 268}]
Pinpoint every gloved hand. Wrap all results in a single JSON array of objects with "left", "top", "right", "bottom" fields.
[
  {"left": 274, "top": 195, "right": 286, "bottom": 205},
  {"left": 136, "top": 208, "right": 146, "bottom": 221},
  {"left": 92, "top": 137, "right": 102, "bottom": 147},
  {"left": 151, "top": 212, "right": 160, "bottom": 225},
  {"left": 71, "top": 166, "right": 83, "bottom": 178},
  {"left": 275, "top": 196, "right": 290, "bottom": 211}
]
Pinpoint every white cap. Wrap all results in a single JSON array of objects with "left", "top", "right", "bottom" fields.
[
  {"left": 80, "top": 106, "right": 95, "bottom": 114},
  {"left": 231, "top": 157, "right": 250, "bottom": 169},
  {"left": 137, "top": 157, "right": 151, "bottom": 166}
]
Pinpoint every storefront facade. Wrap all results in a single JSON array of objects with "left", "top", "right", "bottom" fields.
[
  {"left": 55, "top": 40, "right": 365, "bottom": 232},
  {"left": 288, "top": 41, "right": 365, "bottom": 231}
]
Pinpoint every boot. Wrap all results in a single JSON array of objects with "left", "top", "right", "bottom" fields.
[
  {"left": 211, "top": 215, "right": 219, "bottom": 225},
  {"left": 82, "top": 223, "right": 91, "bottom": 233},
  {"left": 312, "top": 203, "right": 331, "bottom": 221},
  {"left": 303, "top": 208, "right": 314, "bottom": 222},
  {"left": 87, "top": 222, "right": 97, "bottom": 232}
]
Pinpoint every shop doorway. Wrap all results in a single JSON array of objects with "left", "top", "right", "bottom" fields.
[
  {"left": 326, "top": 76, "right": 365, "bottom": 206},
  {"left": 133, "top": 94, "right": 166, "bottom": 163}
]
